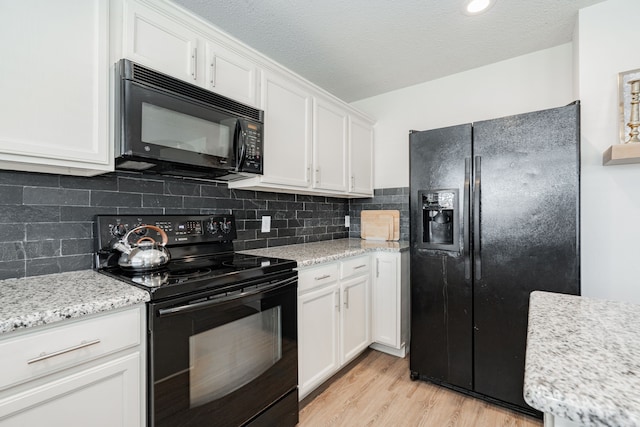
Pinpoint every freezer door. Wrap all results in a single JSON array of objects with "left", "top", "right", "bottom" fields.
[
  {"left": 409, "top": 124, "right": 473, "bottom": 389},
  {"left": 472, "top": 103, "right": 580, "bottom": 410}
]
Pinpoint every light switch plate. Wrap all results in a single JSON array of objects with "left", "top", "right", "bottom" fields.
[
  {"left": 261, "top": 216, "right": 271, "bottom": 232},
  {"left": 345, "top": 215, "right": 350, "bottom": 228}
]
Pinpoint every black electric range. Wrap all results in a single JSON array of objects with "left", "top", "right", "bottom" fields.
[{"left": 95, "top": 214, "right": 297, "bottom": 300}]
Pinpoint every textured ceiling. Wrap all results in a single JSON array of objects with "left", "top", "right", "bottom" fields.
[{"left": 172, "top": 0, "right": 606, "bottom": 102}]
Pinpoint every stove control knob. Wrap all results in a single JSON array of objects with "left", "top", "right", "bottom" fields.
[
  {"left": 111, "top": 223, "right": 127, "bottom": 238},
  {"left": 207, "top": 220, "right": 220, "bottom": 234},
  {"left": 133, "top": 223, "right": 147, "bottom": 236},
  {"left": 221, "top": 219, "right": 232, "bottom": 234}
]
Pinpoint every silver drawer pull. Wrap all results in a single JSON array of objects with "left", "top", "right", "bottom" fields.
[
  {"left": 314, "top": 274, "right": 331, "bottom": 281},
  {"left": 353, "top": 264, "right": 367, "bottom": 269},
  {"left": 27, "top": 339, "right": 101, "bottom": 364}
]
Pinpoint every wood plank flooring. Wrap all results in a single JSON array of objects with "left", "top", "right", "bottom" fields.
[{"left": 299, "top": 349, "right": 542, "bottom": 427}]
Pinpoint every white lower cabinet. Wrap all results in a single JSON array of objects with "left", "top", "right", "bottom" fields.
[
  {"left": 298, "top": 255, "right": 371, "bottom": 399},
  {"left": 370, "top": 251, "right": 410, "bottom": 357},
  {"left": 0, "top": 305, "right": 146, "bottom": 427}
]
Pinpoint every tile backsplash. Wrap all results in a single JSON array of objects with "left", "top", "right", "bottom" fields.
[
  {"left": 349, "top": 187, "right": 410, "bottom": 241},
  {"left": 0, "top": 170, "right": 349, "bottom": 280}
]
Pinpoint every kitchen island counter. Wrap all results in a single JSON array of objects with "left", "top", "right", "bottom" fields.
[
  {"left": 239, "top": 238, "right": 409, "bottom": 267},
  {"left": 524, "top": 291, "right": 640, "bottom": 426},
  {"left": 0, "top": 270, "right": 149, "bottom": 335}
]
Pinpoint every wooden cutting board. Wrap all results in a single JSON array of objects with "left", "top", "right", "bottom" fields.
[{"left": 361, "top": 210, "right": 400, "bottom": 241}]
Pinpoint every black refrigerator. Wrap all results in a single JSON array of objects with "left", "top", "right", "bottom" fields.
[{"left": 408, "top": 102, "right": 580, "bottom": 416}]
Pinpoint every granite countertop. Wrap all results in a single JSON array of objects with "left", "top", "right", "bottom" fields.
[
  {"left": 524, "top": 291, "right": 640, "bottom": 426},
  {"left": 240, "top": 238, "right": 409, "bottom": 268},
  {"left": 0, "top": 270, "right": 150, "bottom": 335}
]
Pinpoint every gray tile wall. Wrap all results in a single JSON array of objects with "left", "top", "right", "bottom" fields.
[
  {"left": 0, "top": 170, "right": 348, "bottom": 280},
  {"left": 348, "top": 187, "right": 410, "bottom": 241}
]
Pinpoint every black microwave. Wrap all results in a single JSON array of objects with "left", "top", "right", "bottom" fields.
[{"left": 115, "top": 59, "right": 263, "bottom": 180}]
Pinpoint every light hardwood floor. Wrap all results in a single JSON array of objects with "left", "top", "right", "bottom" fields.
[{"left": 299, "top": 349, "right": 542, "bottom": 427}]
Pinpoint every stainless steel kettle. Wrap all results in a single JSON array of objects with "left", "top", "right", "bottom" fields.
[{"left": 113, "top": 225, "right": 170, "bottom": 270}]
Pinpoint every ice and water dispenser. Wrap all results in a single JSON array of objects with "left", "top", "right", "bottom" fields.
[{"left": 418, "top": 189, "right": 459, "bottom": 251}]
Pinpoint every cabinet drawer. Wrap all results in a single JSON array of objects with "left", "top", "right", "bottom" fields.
[
  {"left": 298, "top": 263, "right": 339, "bottom": 293},
  {"left": 0, "top": 306, "right": 142, "bottom": 391},
  {"left": 340, "top": 255, "right": 370, "bottom": 279}
]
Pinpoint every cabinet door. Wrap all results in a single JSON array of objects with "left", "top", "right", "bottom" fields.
[
  {"left": 340, "top": 274, "right": 370, "bottom": 364},
  {"left": 313, "top": 98, "right": 348, "bottom": 192},
  {"left": 349, "top": 116, "right": 374, "bottom": 196},
  {"left": 372, "top": 253, "right": 399, "bottom": 347},
  {"left": 260, "top": 71, "right": 313, "bottom": 188},
  {"left": 298, "top": 283, "right": 339, "bottom": 398},
  {"left": 205, "top": 41, "right": 258, "bottom": 106},
  {"left": 0, "top": 0, "right": 111, "bottom": 174},
  {"left": 123, "top": 0, "right": 200, "bottom": 84},
  {"left": 0, "top": 353, "right": 142, "bottom": 427}
]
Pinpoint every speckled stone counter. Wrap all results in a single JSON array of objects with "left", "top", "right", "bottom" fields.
[
  {"left": 239, "top": 238, "right": 409, "bottom": 267},
  {"left": 0, "top": 270, "right": 150, "bottom": 335},
  {"left": 524, "top": 291, "right": 640, "bottom": 427}
]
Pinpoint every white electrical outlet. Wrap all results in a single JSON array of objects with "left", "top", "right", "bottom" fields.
[
  {"left": 345, "top": 215, "right": 350, "bottom": 228},
  {"left": 261, "top": 216, "right": 271, "bottom": 232}
]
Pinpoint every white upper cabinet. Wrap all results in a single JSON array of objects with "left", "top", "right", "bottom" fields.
[
  {"left": 121, "top": 0, "right": 259, "bottom": 106},
  {"left": 349, "top": 115, "right": 374, "bottom": 195},
  {"left": 0, "top": 0, "right": 112, "bottom": 176},
  {"left": 259, "top": 70, "right": 313, "bottom": 188},
  {"left": 123, "top": 0, "right": 201, "bottom": 84},
  {"left": 205, "top": 41, "right": 258, "bottom": 107},
  {"left": 313, "top": 97, "right": 348, "bottom": 192}
]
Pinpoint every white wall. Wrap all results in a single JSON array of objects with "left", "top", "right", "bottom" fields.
[
  {"left": 578, "top": 0, "right": 640, "bottom": 303},
  {"left": 352, "top": 43, "right": 575, "bottom": 189}
]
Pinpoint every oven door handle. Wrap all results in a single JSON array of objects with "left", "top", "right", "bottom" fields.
[{"left": 157, "top": 275, "right": 297, "bottom": 318}]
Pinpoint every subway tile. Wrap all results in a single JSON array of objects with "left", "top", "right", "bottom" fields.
[
  {"left": 25, "top": 254, "right": 92, "bottom": 277},
  {"left": 61, "top": 238, "right": 94, "bottom": 255},
  {"left": 0, "top": 170, "right": 59, "bottom": 187},
  {"left": 244, "top": 199, "right": 267, "bottom": 210},
  {"left": 244, "top": 240, "right": 267, "bottom": 250},
  {"left": 91, "top": 190, "right": 142, "bottom": 207},
  {"left": 164, "top": 208, "right": 201, "bottom": 215},
  {"left": 200, "top": 185, "right": 231, "bottom": 198},
  {"left": 0, "top": 186, "right": 23, "bottom": 205},
  {"left": 61, "top": 206, "right": 117, "bottom": 222},
  {"left": 118, "top": 207, "right": 165, "bottom": 215},
  {"left": 0, "top": 224, "right": 25, "bottom": 242},
  {"left": 0, "top": 260, "right": 25, "bottom": 280},
  {"left": 268, "top": 236, "right": 304, "bottom": 247},
  {"left": 27, "top": 222, "right": 92, "bottom": 240},
  {"left": 0, "top": 242, "right": 25, "bottom": 262},
  {"left": 24, "top": 187, "right": 90, "bottom": 206},
  {"left": 165, "top": 180, "right": 200, "bottom": 196},
  {"left": 25, "top": 240, "right": 61, "bottom": 259},
  {"left": 143, "top": 194, "right": 183, "bottom": 208},
  {"left": 231, "top": 189, "right": 257, "bottom": 200},
  {"left": 0, "top": 205, "right": 60, "bottom": 223},
  {"left": 60, "top": 174, "right": 118, "bottom": 191},
  {"left": 118, "top": 176, "right": 165, "bottom": 194},
  {"left": 276, "top": 193, "right": 296, "bottom": 201}
]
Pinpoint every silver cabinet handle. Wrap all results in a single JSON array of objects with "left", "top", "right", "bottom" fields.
[
  {"left": 315, "top": 168, "right": 321, "bottom": 185},
  {"left": 344, "top": 288, "right": 349, "bottom": 309},
  {"left": 335, "top": 290, "right": 340, "bottom": 312},
  {"left": 307, "top": 165, "right": 311, "bottom": 183},
  {"left": 191, "top": 47, "right": 197, "bottom": 80},
  {"left": 315, "top": 274, "right": 331, "bottom": 281},
  {"left": 353, "top": 264, "right": 366, "bottom": 270},
  {"left": 27, "top": 339, "right": 101, "bottom": 364},
  {"left": 351, "top": 176, "right": 355, "bottom": 189},
  {"left": 210, "top": 59, "right": 216, "bottom": 87}
]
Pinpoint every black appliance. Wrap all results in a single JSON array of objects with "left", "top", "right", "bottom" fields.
[
  {"left": 408, "top": 103, "right": 580, "bottom": 416},
  {"left": 115, "top": 59, "right": 263, "bottom": 181},
  {"left": 95, "top": 214, "right": 298, "bottom": 427}
]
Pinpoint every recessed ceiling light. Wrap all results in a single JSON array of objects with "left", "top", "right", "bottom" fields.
[{"left": 463, "top": 0, "right": 495, "bottom": 15}]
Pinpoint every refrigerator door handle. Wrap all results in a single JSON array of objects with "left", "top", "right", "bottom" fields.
[
  {"left": 464, "top": 157, "right": 471, "bottom": 280},
  {"left": 474, "top": 155, "right": 482, "bottom": 280}
]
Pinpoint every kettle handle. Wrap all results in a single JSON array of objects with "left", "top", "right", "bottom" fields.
[{"left": 123, "top": 225, "right": 169, "bottom": 246}]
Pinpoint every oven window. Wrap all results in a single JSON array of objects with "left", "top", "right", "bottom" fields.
[
  {"left": 141, "top": 102, "right": 231, "bottom": 157},
  {"left": 188, "top": 305, "right": 282, "bottom": 408}
]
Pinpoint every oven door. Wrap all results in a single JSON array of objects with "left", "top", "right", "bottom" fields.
[{"left": 149, "top": 271, "right": 298, "bottom": 427}]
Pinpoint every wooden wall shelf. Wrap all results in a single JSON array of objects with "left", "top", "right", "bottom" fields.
[{"left": 602, "top": 143, "right": 640, "bottom": 165}]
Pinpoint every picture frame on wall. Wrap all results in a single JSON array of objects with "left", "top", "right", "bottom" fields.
[{"left": 618, "top": 68, "right": 640, "bottom": 143}]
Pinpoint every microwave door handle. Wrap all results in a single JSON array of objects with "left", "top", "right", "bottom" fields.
[{"left": 234, "top": 120, "right": 247, "bottom": 172}]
